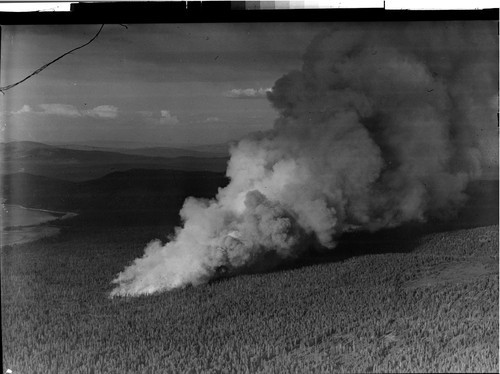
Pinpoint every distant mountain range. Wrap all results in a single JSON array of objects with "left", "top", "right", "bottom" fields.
[
  {"left": 0, "top": 141, "right": 229, "bottom": 181},
  {"left": 0, "top": 141, "right": 232, "bottom": 226},
  {"left": 47, "top": 140, "right": 232, "bottom": 157},
  {"left": 52, "top": 142, "right": 231, "bottom": 158}
]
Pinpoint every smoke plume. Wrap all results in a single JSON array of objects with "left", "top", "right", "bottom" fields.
[{"left": 111, "top": 22, "right": 497, "bottom": 296}]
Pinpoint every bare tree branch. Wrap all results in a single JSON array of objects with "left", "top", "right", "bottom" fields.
[{"left": 0, "top": 24, "right": 105, "bottom": 94}]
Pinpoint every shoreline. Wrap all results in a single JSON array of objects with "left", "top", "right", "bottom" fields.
[
  {"left": 1, "top": 204, "right": 78, "bottom": 246},
  {"left": 3, "top": 204, "right": 78, "bottom": 218},
  {"left": 2, "top": 203, "right": 78, "bottom": 223}
]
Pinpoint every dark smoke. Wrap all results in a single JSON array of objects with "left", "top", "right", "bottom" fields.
[{"left": 111, "top": 22, "right": 498, "bottom": 296}]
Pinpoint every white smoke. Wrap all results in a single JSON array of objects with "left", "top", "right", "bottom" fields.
[{"left": 111, "top": 22, "right": 497, "bottom": 296}]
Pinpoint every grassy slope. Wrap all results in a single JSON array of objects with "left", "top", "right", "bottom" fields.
[{"left": 1, "top": 223, "right": 498, "bottom": 373}]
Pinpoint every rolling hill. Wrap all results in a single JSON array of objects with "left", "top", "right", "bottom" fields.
[
  {"left": 52, "top": 143, "right": 230, "bottom": 159},
  {"left": 50, "top": 140, "right": 233, "bottom": 157},
  {"left": 1, "top": 169, "right": 229, "bottom": 226},
  {"left": 0, "top": 141, "right": 229, "bottom": 181},
  {"left": 2, "top": 165, "right": 497, "bottom": 230}
]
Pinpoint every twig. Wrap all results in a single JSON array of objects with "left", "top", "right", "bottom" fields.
[{"left": 0, "top": 24, "right": 105, "bottom": 94}]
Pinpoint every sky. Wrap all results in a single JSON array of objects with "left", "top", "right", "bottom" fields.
[
  {"left": 1, "top": 23, "right": 327, "bottom": 147},
  {"left": 1, "top": 21, "right": 497, "bottom": 155}
]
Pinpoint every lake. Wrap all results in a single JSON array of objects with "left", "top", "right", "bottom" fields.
[{"left": 1, "top": 204, "right": 77, "bottom": 246}]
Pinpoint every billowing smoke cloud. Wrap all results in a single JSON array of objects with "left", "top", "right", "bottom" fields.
[{"left": 111, "top": 22, "right": 497, "bottom": 296}]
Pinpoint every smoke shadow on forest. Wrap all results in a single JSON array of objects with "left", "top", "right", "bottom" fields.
[{"left": 255, "top": 179, "right": 498, "bottom": 275}]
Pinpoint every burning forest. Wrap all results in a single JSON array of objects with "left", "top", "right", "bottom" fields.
[{"left": 110, "top": 22, "right": 497, "bottom": 297}]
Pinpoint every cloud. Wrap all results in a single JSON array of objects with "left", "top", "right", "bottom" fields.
[
  {"left": 39, "top": 104, "right": 81, "bottom": 117},
  {"left": 12, "top": 105, "right": 32, "bottom": 115},
  {"left": 13, "top": 103, "right": 119, "bottom": 119},
  {"left": 204, "top": 117, "right": 221, "bottom": 123},
  {"left": 224, "top": 87, "right": 271, "bottom": 99},
  {"left": 84, "top": 105, "right": 118, "bottom": 119},
  {"left": 160, "top": 110, "right": 179, "bottom": 125}
]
